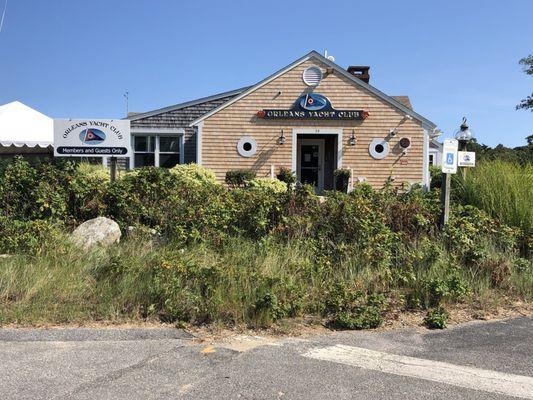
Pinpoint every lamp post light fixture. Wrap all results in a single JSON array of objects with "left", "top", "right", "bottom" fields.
[
  {"left": 454, "top": 117, "right": 474, "bottom": 151},
  {"left": 278, "top": 129, "right": 286, "bottom": 145},
  {"left": 348, "top": 130, "right": 357, "bottom": 146}
]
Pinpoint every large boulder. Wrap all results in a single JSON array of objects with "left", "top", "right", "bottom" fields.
[{"left": 71, "top": 217, "right": 121, "bottom": 250}]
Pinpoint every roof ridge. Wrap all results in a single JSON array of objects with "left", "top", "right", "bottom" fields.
[{"left": 126, "top": 86, "right": 251, "bottom": 121}]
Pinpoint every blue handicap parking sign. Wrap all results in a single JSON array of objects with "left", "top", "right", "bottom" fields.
[{"left": 446, "top": 153, "right": 454, "bottom": 165}]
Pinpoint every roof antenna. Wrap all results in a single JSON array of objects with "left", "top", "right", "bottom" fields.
[
  {"left": 324, "top": 49, "right": 335, "bottom": 62},
  {"left": 123, "top": 91, "right": 129, "bottom": 116}
]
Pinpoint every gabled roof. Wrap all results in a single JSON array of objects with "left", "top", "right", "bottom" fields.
[
  {"left": 0, "top": 101, "right": 53, "bottom": 147},
  {"left": 126, "top": 86, "right": 250, "bottom": 121},
  {"left": 189, "top": 50, "right": 436, "bottom": 129}
]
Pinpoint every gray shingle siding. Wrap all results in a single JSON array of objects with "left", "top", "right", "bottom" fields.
[{"left": 130, "top": 95, "right": 237, "bottom": 164}]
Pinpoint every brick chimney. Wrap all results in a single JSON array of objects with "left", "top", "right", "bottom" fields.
[{"left": 347, "top": 66, "right": 370, "bottom": 83}]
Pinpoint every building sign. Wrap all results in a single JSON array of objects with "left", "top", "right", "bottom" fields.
[
  {"left": 441, "top": 139, "right": 458, "bottom": 174},
  {"left": 257, "top": 93, "right": 369, "bottom": 120},
  {"left": 457, "top": 151, "right": 476, "bottom": 167},
  {"left": 54, "top": 119, "right": 131, "bottom": 157}
]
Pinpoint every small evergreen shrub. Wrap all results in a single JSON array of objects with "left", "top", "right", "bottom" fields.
[
  {"left": 225, "top": 169, "right": 256, "bottom": 188},
  {"left": 276, "top": 167, "right": 296, "bottom": 188},
  {"left": 424, "top": 307, "right": 449, "bottom": 329}
]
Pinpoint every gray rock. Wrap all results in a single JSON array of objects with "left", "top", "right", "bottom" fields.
[{"left": 71, "top": 217, "right": 121, "bottom": 250}]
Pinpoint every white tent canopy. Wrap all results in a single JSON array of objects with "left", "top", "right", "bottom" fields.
[{"left": 0, "top": 101, "right": 53, "bottom": 148}]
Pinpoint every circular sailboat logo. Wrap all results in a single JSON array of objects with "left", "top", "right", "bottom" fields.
[
  {"left": 79, "top": 128, "right": 106, "bottom": 145},
  {"left": 299, "top": 93, "right": 329, "bottom": 111}
]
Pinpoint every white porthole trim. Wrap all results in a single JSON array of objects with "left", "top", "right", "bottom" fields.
[
  {"left": 302, "top": 66, "right": 323, "bottom": 86},
  {"left": 237, "top": 136, "right": 257, "bottom": 157},
  {"left": 369, "top": 138, "right": 390, "bottom": 160}
]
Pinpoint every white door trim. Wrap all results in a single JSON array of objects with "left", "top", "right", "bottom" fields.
[
  {"left": 297, "top": 139, "right": 325, "bottom": 192},
  {"left": 291, "top": 128, "right": 343, "bottom": 174}
]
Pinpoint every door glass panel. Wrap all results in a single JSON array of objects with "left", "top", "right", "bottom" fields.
[
  {"left": 160, "top": 136, "right": 180, "bottom": 152},
  {"left": 300, "top": 144, "right": 319, "bottom": 186}
]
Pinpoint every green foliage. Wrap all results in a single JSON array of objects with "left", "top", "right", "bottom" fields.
[
  {"left": 465, "top": 138, "right": 532, "bottom": 165},
  {"left": 225, "top": 169, "right": 256, "bottom": 188},
  {"left": 453, "top": 160, "right": 531, "bottom": 255},
  {"left": 326, "top": 285, "right": 387, "bottom": 330},
  {"left": 276, "top": 167, "right": 296, "bottom": 187},
  {"left": 0, "top": 218, "right": 64, "bottom": 254},
  {"left": 170, "top": 163, "right": 218, "bottom": 186},
  {"left": 0, "top": 158, "right": 531, "bottom": 328},
  {"left": 516, "top": 54, "right": 533, "bottom": 112},
  {"left": 424, "top": 307, "right": 449, "bottom": 329},
  {"left": 106, "top": 167, "right": 230, "bottom": 244},
  {"left": 247, "top": 177, "right": 287, "bottom": 193}
]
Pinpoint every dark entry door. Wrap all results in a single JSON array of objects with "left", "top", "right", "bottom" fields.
[{"left": 297, "top": 139, "right": 324, "bottom": 192}]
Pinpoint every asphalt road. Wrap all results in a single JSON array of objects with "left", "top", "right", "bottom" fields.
[{"left": 0, "top": 317, "right": 531, "bottom": 399}]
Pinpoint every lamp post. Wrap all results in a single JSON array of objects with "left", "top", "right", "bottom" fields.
[
  {"left": 455, "top": 117, "right": 474, "bottom": 151},
  {"left": 440, "top": 117, "right": 476, "bottom": 226},
  {"left": 454, "top": 117, "right": 475, "bottom": 179}
]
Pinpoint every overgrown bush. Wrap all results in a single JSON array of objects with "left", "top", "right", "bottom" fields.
[
  {"left": 225, "top": 169, "right": 256, "bottom": 188},
  {"left": 0, "top": 158, "right": 531, "bottom": 329}
]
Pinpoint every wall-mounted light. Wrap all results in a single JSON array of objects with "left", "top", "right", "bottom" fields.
[
  {"left": 278, "top": 129, "right": 286, "bottom": 145},
  {"left": 348, "top": 130, "right": 356, "bottom": 146}
]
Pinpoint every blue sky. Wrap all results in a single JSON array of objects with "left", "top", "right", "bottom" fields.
[{"left": 0, "top": 0, "right": 531, "bottom": 147}]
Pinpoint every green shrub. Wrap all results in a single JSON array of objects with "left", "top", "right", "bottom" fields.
[
  {"left": 0, "top": 218, "right": 64, "bottom": 254},
  {"left": 248, "top": 177, "right": 287, "bottom": 193},
  {"left": 424, "top": 307, "right": 449, "bottom": 329},
  {"left": 225, "top": 169, "right": 256, "bottom": 188},
  {"left": 170, "top": 163, "right": 218, "bottom": 186},
  {"left": 68, "top": 163, "right": 109, "bottom": 222},
  {"left": 276, "top": 167, "right": 296, "bottom": 187}
]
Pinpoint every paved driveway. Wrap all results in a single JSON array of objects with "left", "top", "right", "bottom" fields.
[{"left": 0, "top": 317, "right": 531, "bottom": 399}]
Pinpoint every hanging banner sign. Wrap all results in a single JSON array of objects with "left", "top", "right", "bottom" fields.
[
  {"left": 257, "top": 93, "right": 369, "bottom": 120},
  {"left": 457, "top": 151, "right": 476, "bottom": 167},
  {"left": 54, "top": 119, "right": 131, "bottom": 157},
  {"left": 441, "top": 139, "right": 458, "bottom": 174}
]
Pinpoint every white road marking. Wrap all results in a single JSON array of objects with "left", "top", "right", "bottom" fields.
[{"left": 303, "top": 345, "right": 533, "bottom": 399}]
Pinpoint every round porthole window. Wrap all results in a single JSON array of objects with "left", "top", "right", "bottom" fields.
[
  {"left": 369, "top": 138, "right": 390, "bottom": 160},
  {"left": 237, "top": 136, "right": 257, "bottom": 157}
]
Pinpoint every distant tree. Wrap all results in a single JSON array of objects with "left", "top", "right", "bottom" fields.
[
  {"left": 516, "top": 55, "right": 533, "bottom": 111},
  {"left": 467, "top": 136, "right": 532, "bottom": 165}
]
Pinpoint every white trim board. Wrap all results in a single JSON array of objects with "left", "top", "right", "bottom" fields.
[
  {"left": 291, "top": 128, "right": 343, "bottom": 173},
  {"left": 131, "top": 127, "right": 185, "bottom": 135}
]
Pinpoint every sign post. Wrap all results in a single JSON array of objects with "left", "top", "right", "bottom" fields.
[
  {"left": 440, "top": 139, "right": 459, "bottom": 226},
  {"left": 54, "top": 119, "right": 131, "bottom": 181}
]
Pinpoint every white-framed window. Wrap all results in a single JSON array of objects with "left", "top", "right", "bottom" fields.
[
  {"left": 429, "top": 154, "right": 435, "bottom": 165},
  {"left": 131, "top": 129, "right": 184, "bottom": 168}
]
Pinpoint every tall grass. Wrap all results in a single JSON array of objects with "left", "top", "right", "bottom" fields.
[
  {"left": 454, "top": 160, "right": 533, "bottom": 235},
  {"left": 1, "top": 235, "right": 530, "bottom": 327}
]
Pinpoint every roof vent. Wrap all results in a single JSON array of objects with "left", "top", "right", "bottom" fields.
[
  {"left": 347, "top": 66, "right": 370, "bottom": 83},
  {"left": 302, "top": 66, "right": 323, "bottom": 86}
]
